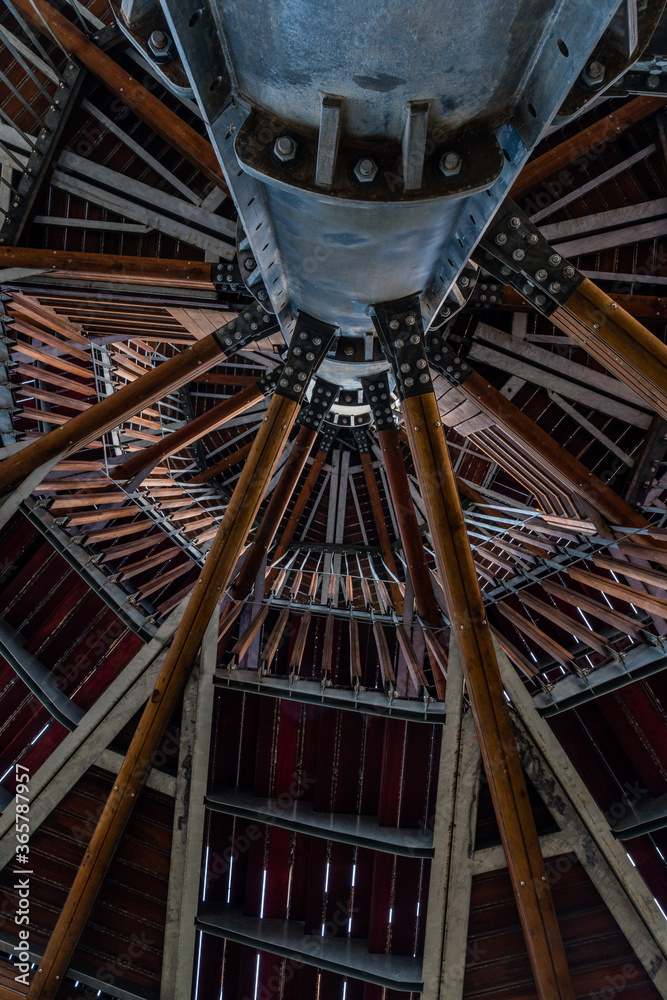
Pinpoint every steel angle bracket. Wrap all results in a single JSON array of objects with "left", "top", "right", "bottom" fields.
[{"left": 474, "top": 197, "right": 584, "bottom": 317}]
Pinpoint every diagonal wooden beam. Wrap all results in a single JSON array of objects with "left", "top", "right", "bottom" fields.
[
  {"left": 374, "top": 296, "right": 576, "bottom": 1000},
  {"left": 9, "top": 0, "right": 228, "bottom": 192},
  {"left": 511, "top": 96, "right": 667, "bottom": 199},
  {"left": 0, "top": 247, "right": 215, "bottom": 286},
  {"left": 27, "top": 390, "right": 300, "bottom": 1000},
  {"left": 112, "top": 381, "right": 264, "bottom": 488},
  {"left": 26, "top": 315, "right": 336, "bottom": 1000},
  {"left": 357, "top": 443, "right": 404, "bottom": 616},
  {"left": 0, "top": 302, "right": 276, "bottom": 493},
  {"left": 477, "top": 200, "right": 667, "bottom": 420}
]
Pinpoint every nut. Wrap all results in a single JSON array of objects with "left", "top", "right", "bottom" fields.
[
  {"left": 274, "top": 135, "right": 297, "bottom": 162},
  {"left": 583, "top": 60, "right": 605, "bottom": 87},
  {"left": 354, "top": 157, "right": 378, "bottom": 182},
  {"left": 439, "top": 151, "right": 461, "bottom": 177}
]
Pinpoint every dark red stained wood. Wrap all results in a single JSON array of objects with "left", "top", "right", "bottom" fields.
[
  {"left": 21, "top": 570, "right": 86, "bottom": 652},
  {"left": 211, "top": 689, "right": 247, "bottom": 786},
  {"left": 0, "top": 512, "right": 38, "bottom": 572},
  {"left": 220, "top": 939, "right": 243, "bottom": 1000},
  {"left": 324, "top": 842, "right": 355, "bottom": 937},
  {"left": 299, "top": 706, "right": 321, "bottom": 801},
  {"left": 399, "top": 722, "right": 436, "bottom": 829},
  {"left": 378, "top": 720, "right": 406, "bottom": 827},
  {"left": 617, "top": 683, "right": 667, "bottom": 775},
  {"left": 359, "top": 715, "right": 385, "bottom": 816},
  {"left": 204, "top": 811, "right": 236, "bottom": 904},
  {"left": 390, "top": 855, "right": 422, "bottom": 956},
  {"left": 367, "top": 851, "right": 394, "bottom": 953},
  {"left": 286, "top": 831, "right": 310, "bottom": 922},
  {"left": 0, "top": 697, "right": 54, "bottom": 776},
  {"left": 73, "top": 630, "right": 144, "bottom": 711},
  {"left": 596, "top": 693, "right": 667, "bottom": 798},
  {"left": 333, "top": 712, "right": 365, "bottom": 813},
  {"left": 237, "top": 692, "right": 261, "bottom": 788},
  {"left": 244, "top": 823, "right": 269, "bottom": 918},
  {"left": 303, "top": 837, "right": 328, "bottom": 936},
  {"left": 350, "top": 847, "right": 374, "bottom": 941},
  {"left": 624, "top": 834, "right": 667, "bottom": 910},
  {"left": 197, "top": 931, "right": 224, "bottom": 1000},
  {"left": 263, "top": 826, "right": 293, "bottom": 919},
  {"left": 0, "top": 543, "right": 60, "bottom": 620},
  {"left": 314, "top": 710, "right": 339, "bottom": 812},
  {"left": 254, "top": 698, "right": 278, "bottom": 798},
  {"left": 227, "top": 818, "right": 253, "bottom": 909},
  {"left": 273, "top": 700, "right": 302, "bottom": 798}
]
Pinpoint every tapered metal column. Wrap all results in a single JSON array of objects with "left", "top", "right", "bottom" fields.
[
  {"left": 373, "top": 296, "right": 576, "bottom": 1000},
  {"left": 0, "top": 302, "right": 277, "bottom": 493},
  {"left": 27, "top": 314, "right": 336, "bottom": 1000}
]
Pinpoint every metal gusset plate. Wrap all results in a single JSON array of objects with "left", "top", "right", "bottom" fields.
[
  {"left": 360, "top": 371, "right": 396, "bottom": 431},
  {"left": 275, "top": 313, "right": 338, "bottom": 402},
  {"left": 212, "top": 299, "right": 280, "bottom": 353},
  {"left": 211, "top": 258, "right": 247, "bottom": 297},
  {"left": 299, "top": 378, "right": 339, "bottom": 431},
  {"left": 372, "top": 295, "right": 435, "bottom": 400},
  {"left": 475, "top": 198, "right": 584, "bottom": 316}
]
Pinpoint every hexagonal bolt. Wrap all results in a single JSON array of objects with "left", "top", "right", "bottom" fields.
[
  {"left": 274, "top": 136, "right": 297, "bottom": 162},
  {"left": 148, "top": 29, "right": 171, "bottom": 59},
  {"left": 354, "top": 158, "right": 378, "bottom": 183},
  {"left": 582, "top": 60, "right": 605, "bottom": 87},
  {"left": 439, "top": 151, "right": 461, "bottom": 178}
]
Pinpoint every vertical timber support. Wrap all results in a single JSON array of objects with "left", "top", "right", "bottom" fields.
[
  {"left": 361, "top": 371, "right": 446, "bottom": 697},
  {"left": 230, "top": 379, "right": 338, "bottom": 601},
  {"left": 26, "top": 313, "right": 337, "bottom": 1000},
  {"left": 373, "top": 295, "right": 576, "bottom": 1000},
  {"left": 160, "top": 609, "right": 219, "bottom": 1000}
]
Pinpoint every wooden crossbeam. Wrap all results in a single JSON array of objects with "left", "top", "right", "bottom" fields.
[{"left": 9, "top": 0, "right": 228, "bottom": 192}]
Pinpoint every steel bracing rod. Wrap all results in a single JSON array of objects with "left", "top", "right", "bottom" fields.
[
  {"left": 0, "top": 303, "right": 276, "bottom": 493},
  {"left": 373, "top": 297, "right": 576, "bottom": 1000},
  {"left": 112, "top": 381, "right": 265, "bottom": 489},
  {"left": 477, "top": 198, "right": 667, "bottom": 420},
  {"left": 9, "top": 0, "right": 228, "bottom": 192},
  {"left": 25, "top": 313, "right": 336, "bottom": 1000}
]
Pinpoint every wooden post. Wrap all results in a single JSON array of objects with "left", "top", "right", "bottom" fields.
[
  {"left": 26, "top": 392, "right": 300, "bottom": 1000},
  {"left": 9, "top": 0, "right": 228, "bottom": 192},
  {"left": 230, "top": 424, "right": 318, "bottom": 601},
  {"left": 404, "top": 389, "right": 575, "bottom": 1000},
  {"left": 0, "top": 334, "right": 227, "bottom": 493},
  {"left": 358, "top": 449, "right": 404, "bottom": 616},
  {"left": 112, "top": 382, "right": 264, "bottom": 486},
  {"left": 264, "top": 445, "right": 329, "bottom": 593},
  {"left": 553, "top": 278, "right": 667, "bottom": 420},
  {"left": 374, "top": 298, "right": 575, "bottom": 1000}
]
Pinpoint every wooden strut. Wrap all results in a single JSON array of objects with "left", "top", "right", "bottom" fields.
[
  {"left": 0, "top": 248, "right": 215, "bottom": 287},
  {"left": 229, "top": 423, "right": 319, "bottom": 601},
  {"left": 0, "top": 334, "right": 227, "bottom": 493},
  {"left": 375, "top": 425, "right": 447, "bottom": 699},
  {"left": 112, "top": 381, "right": 264, "bottom": 485},
  {"left": 402, "top": 390, "right": 576, "bottom": 1000},
  {"left": 358, "top": 450, "right": 404, "bottom": 616},
  {"left": 9, "top": 0, "right": 229, "bottom": 193},
  {"left": 552, "top": 278, "right": 667, "bottom": 421},
  {"left": 26, "top": 391, "right": 300, "bottom": 1000},
  {"left": 263, "top": 445, "right": 329, "bottom": 593},
  {"left": 457, "top": 369, "right": 653, "bottom": 533}
]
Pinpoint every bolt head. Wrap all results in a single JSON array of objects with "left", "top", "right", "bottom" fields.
[
  {"left": 149, "top": 29, "right": 168, "bottom": 49},
  {"left": 512, "top": 248, "right": 525, "bottom": 261},
  {"left": 439, "top": 151, "right": 461, "bottom": 177},
  {"left": 274, "top": 135, "right": 297, "bottom": 162},
  {"left": 526, "top": 233, "right": 538, "bottom": 245},
  {"left": 495, "top": 233, "right": 508, "bottom": 246},
  {"left": 354, "top": 157, "right": 378, "bottom": 182},
  {"left": 549, "top": 281, "right": 562, "bottom": 293},
  {"left": 508, "top": 217, "right": 521, "bottom": 230},
  {"left": 535, "top": 269, "right": 548, "bottom": 282},
  {"left": 548, "top": 254, "right": 562, "bottom": 267}
]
